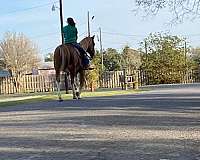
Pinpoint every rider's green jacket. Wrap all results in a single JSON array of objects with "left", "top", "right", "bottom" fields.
[{"left": 63, "top": 25, "right": 78, "bottom": 44}]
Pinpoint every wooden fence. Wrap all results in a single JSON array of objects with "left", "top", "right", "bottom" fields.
[
  {"left": 0, "top": 70, "right": 138, "bottom": 95},
  {"left": 1, "top": 69, "right": 199, "bottom": 95},
  {"left": 0, "top": 74, "right": 66, "bottom": 95},
  {"left": 99, "top": 71, "right": 124, "bottom": 88},
  {"left": 99, "top": 70, "right": 138, "bottom": 89},
  {"left": 138, "top": 69, "right": 200, "bottom": 86}
]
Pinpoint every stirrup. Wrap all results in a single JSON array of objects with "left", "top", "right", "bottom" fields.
[{"left": 83, "top": 64, "right": 95, "bottom": 70}]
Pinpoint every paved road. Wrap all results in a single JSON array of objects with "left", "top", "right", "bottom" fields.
[{"left": 0, "top": 84, "right": 200, "bottom": 160}]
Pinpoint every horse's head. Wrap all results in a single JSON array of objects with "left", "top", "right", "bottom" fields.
[{"left": 80, "top": 36, "right": 95, "bottom": 59}]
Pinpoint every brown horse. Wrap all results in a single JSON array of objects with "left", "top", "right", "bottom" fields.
[{"left": 54, "top": 36, "right": 95, "bottom": 101}]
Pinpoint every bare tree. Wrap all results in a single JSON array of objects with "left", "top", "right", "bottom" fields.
[
  {"left": 0, "top": 58, "right": 5, "bottom": 70},
  {"left": 0, "top": 32, "right": 41, "bottom": 76},
  {"left": 134, "top": 0, "right": 200, "bottom": 23}
]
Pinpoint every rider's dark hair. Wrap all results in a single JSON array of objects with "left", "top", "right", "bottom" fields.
[{"left": 67, "top": 17, "right": 75, "bottom": 27}]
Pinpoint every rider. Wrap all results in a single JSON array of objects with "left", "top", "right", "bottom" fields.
[{"left": 63, "top": 17, "right": 91, "bottom": 69}]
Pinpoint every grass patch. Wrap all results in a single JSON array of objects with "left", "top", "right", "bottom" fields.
[
  {"left": 82, "top": 89, "right": 141, "bottom": 97},
  {"left": 0, "top": 88, "right": 145, "bottom": 107}
]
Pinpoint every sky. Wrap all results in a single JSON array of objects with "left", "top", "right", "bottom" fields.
[{"left": 0, "top": 0, "right": 200, "bottom": 59}]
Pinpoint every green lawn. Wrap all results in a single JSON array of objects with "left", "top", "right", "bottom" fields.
[{"left": 0, "top": 88, "right": 145, "bottom": 107}]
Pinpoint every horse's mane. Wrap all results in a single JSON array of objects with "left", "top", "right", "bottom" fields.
[
  {"left": 79, "top": 37, "right": 91, "bottom": 50},
  {"left": 79, "top": 37, "right": 88, "bottom": 44}
]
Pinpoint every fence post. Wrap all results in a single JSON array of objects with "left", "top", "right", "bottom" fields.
[
  {"left": 123, "top": 68, "right": 127, "bottom": 90},
  {"left": 133, "top": 70, "right": 139, "bottom": 90}
]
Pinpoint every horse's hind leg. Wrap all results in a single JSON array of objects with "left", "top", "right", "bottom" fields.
[
  {"left": 78, "top": 70, "right": 85, "bottom": 99},
  {"left": 56, "top": 70, "right": 63, "bottom": 102},
  {"left": 70, "top": 74, "right": 77, "bottom": 99},
  {"left": 75, "top": 74, "right": 81, "bottom": 99},
  {"left": 64, "top": 72, "right": 70, "bottom": 94}
]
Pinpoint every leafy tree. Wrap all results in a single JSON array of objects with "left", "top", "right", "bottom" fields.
[
  {"left": 134, "top": 0, "right": 200, "bottom": 23},
  {"left": 44, "top": 52, "right": 54, "bottom": 62},
  {"left": 141, "top": 33, "right": 191, "bottom": 84},
  {"left": 92, "top": 50, "right": 102, "bottom": 72},
  {"left": 103, "top": 48, "right": 122, "bottom": 71},
  {"left": 191, "top": 47, "right": 200, "bottom": 65},
  {"left": 0, "top": 32, "right": 40, "bottom": 76},
  {"left": 121, "top": 45, "right": 141, "bottom": 71}
]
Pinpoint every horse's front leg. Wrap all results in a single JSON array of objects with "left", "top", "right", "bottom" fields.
[{"left": 78, "top": 70, "right": 85, "bottom": 99}]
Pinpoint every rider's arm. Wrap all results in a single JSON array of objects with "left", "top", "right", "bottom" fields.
[{"left": 75, "top": 28, "right": 78, "bottom": 41}]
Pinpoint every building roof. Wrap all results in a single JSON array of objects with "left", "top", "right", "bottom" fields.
[
  {"left": 0, "top": 70, "right": 10, "bottom": 77},
  {"left": 38, "top": 61, "right": 54, "bottom": 70}
]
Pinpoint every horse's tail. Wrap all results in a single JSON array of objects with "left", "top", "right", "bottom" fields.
[
  {"left": 60, "top": 46, "right": 65, "bottom": 71},
  {"left": 54, "top": 45, "right": 70, "bottom": 72},
  {"left": 54, "top": 46, "right": 61, "bottom": 71}
]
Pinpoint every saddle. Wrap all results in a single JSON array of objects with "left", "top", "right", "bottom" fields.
[
  {"left": 64, "top": 44, "right": 81, "bottom": 57},
  {"left": 64, "top": 44, "right": 92, "bottom": 70}
]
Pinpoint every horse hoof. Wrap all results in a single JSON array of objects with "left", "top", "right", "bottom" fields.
[
  {"left": 73, "top": 97, "right": 78, "bottom": 100},
  {"left": 76, "top": 92, "right": 80, "bottom": 97},
  {"left": 66, "top": 91, "right": 69, "bottom": 94},
  {"left": 59, "top": 99, "right": 63, "bottom": 102},
  {"left": 78, "top": 97, "right": 81, "bottom": 100}
]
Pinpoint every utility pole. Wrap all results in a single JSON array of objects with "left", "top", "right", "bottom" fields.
[
  {"left": 184, "top": 40, "right": 187, "bottom": 66},
  {"left": 87, "top": 11, "right": 95, "bottom": 37},
  {"left": 58, "top": 0, "right": 69, "bottom": 93},
  {"left": 59, "top": 0, "right": 64, "bottom": 44},
  {"left": 144, "top": 40, "right": 148, "bottom": 59},
  {"left": 99, "top": 27, "right": 103, "bottom": 71},
  {"left": 87, "top": 11, "right": 90, "bottom": 37},
  {"left": 184, "top": 40, "right": 188, "bottom": 83},
  {"left": 144, "top": 40, "right": 149, "bottom": 85}
]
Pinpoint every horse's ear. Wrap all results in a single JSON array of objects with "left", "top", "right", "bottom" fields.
[{"left": 92, "top": 35, "right": 95, "bottom": 39}]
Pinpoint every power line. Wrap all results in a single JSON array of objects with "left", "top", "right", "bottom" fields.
[
  {"left": 31, "top": 32, "right": 60, "bottom": 39},
  {"left": 102, "top": 31, "right": 145, "bottom": 37},
  {"left": 103, "top": 41, "right": 136, "bottom": 45},
  {"left": 182, "top": 33, "right": 200, "bottom": 37},
  {"left": 102, "top": 30, "right": 200, "bottom": 38},
  {"left": 79, "top": 31, "right": 87, "bottom": 37},
  {"left": 79, "top": 29, "right": 98, "bottom": 38},
  {"left": 0, "top": 1, "right": 59, "bottom": 16},
  {"left": 78, "top": 22, "right": 87, "bottom": 27}
]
